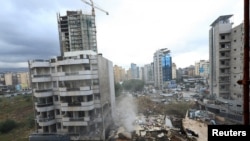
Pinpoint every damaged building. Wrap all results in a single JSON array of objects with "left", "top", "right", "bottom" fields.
[{"left": 29, "top": 10, "right": 115, "bottom": 141}]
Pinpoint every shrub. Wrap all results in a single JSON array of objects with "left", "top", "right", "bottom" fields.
[
  {"left": 26, "top": 115, "right": 35, "bottom": 128},
  {"left": 0, "top": 119, "right": 17, "bottom": 133}
]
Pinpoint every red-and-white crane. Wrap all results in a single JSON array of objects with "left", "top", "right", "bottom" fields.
[{"left": 81, "top": 0, "right": 109, "bottom": 16}]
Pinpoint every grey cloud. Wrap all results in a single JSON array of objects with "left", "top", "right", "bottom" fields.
[{"left": 0, "top": 0, "right": 80, "bottom": 68}]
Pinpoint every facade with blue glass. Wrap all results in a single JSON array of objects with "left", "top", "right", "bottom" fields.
[
  {"left": 162, "top": 54, "right": 172, "bottom": 82},
  {"left": 153, "top": 48, "right": 172, "bottom": 89}
]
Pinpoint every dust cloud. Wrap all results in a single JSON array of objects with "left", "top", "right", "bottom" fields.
[{"left": 115, "top": 94, "right": 137, "bottom": 132}]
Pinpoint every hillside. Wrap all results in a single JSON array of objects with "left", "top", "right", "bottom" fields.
[{"left": 0, "top": 95, "right": 35, "bottom": 141}]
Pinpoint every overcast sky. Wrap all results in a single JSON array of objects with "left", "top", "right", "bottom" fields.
[{"left": 0, "top": 0, "right": 244, "bottom": 70}]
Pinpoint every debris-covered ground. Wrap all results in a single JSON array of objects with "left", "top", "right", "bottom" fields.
[{"left": 107, "top": 94, "right": 196, "bottom": 141}]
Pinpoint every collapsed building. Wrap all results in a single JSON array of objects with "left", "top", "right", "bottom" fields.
[
  {"left": 29, "top": 10, "right": 115, "bottom": 141},
  {"left": 108, "top": 114, "right": 184, "bottom": 141}
]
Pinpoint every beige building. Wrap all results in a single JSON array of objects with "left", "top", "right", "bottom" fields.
[
  {"left": 194, "top": 60, "right": 209, "bottom": 78},
  {"left": 17, "top": 72, "right": 31, "bottom": 90},
  {"left": 113, "top": 65, "right": 126, "bottom": 83},
  {"left": 4, "top": 73, "right": 13, "bottom": 86}
]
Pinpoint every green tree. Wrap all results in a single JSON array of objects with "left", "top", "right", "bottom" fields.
[
  {"left": 0, "top": 119, "right": 17, "bottom": 133},
  {"left": 122, "top": 79, "right": 144, "bottom": 92},
  {"left": 115, "top": 82, "right": 122, "bottom": 97}
]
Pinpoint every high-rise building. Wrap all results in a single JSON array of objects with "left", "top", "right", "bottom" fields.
[
  {"left": 57, "top": 11, "right": 98, "bottom": 56},
  {"left": 153, "top": 48, "right": 172, "bottom": 89},
  {"left": 29, "top": 10, "right": 115, "bottom": 141},
  {"left": 144, "top": 63, "right": 154, "bottom": 85},
  {"left": 172, "top": 63, "right": 177, "bottom": 80},
  {"left": 130, "top": 63, "right": 139, "bottom": 79},
  {"left": 209, "top": 15, "right": 244, "bottom": 102}
]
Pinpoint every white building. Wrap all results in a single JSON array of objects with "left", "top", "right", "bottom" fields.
[{"left": 29, "top": 10, "right": 115, "bottom": 141}]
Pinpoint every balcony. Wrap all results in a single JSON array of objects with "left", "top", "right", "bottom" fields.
[
  {"left": 34, "top": 89, "right": 53, "bottom": 97},
  {"left": 37, "top": 117, "right": 56, "bottom": 126},
  {"left": 219, "top": 38, "right": 231, "bottom": 43},
  {"left": 59, "top": 87, "right": 94, "bottom": 96},
  {"left": 219, "top": 56, "right": 230, "bottom": 60},
  {"left": 61, "top": 101, "right": 94, "bottom": 107},
  {"left": 30, "top": 60, "right": 50, "bottom": 68},
  {"left": 219, "top": 47, "right": 231, "bottom": 52},
  {"left": 32, "top": 74, "right": 51, "bottom": 82},
  {"left": 219, "top": 65, "right": 230, "bottom": 68},
  {"left": 62, "top": 117, "right": 88, "bottom": 126},
  {"left": 61, "top": 103, "right": 94, "bottom": 111},
  {"left": 56, "top": 71, "right": 98, "bottom": 81},
  {"left": 56, "top": 59, "right": 89, "bottom": 65},
  {"left": 35, "top": 104, "right": 54, "bottom": 112},
  {"left": 219, "top": 73, "right": 230, "bottom": 76},
  {"left": 35, "top": 102, "right": 53, "bottom": 107}
]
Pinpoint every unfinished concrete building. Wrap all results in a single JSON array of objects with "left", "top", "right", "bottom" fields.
[
  {"left": 29, "top": 10, "right": 115, "bottom": 141},
  {"left": 57, "top": 11, "right": 98, "bottom": 56}
]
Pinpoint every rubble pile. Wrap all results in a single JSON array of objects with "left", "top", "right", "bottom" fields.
[{"left": 108, "top": 114, "right": 184, "bottom": 141}]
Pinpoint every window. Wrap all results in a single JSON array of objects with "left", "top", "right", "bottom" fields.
[{"left": 221, "top": 35, "right": 225, "bottom": 39}]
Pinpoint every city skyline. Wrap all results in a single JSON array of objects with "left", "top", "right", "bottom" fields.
[{"left": 0, "top": 0, "right": 243, "bottom": 69}]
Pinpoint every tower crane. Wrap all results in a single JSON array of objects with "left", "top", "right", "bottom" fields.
[{"left": 81, "top": 0, "right": 109, "bottom": 16}]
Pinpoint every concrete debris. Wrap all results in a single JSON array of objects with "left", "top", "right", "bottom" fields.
[{"left": 108, "top": 114, "right": 185, "bottom": 141}]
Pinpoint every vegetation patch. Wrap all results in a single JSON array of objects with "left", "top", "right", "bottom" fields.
[{"left": 0, "top": 95, "right": 35, "bottom": 141}]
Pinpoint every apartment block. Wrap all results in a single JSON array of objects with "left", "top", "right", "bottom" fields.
[
  {"left": 209, "top": 15, "right": 244, "bottom": 102},
  {"left": 29, "top": 51, "right": 115, "bottom": 140},
  {"left": 29, "top": 10, "right": 115, "bottom": 141}
]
